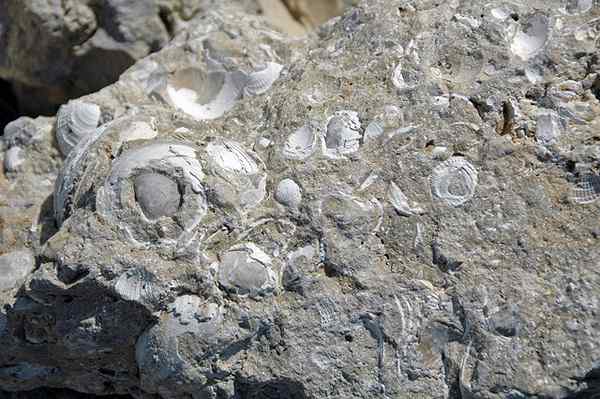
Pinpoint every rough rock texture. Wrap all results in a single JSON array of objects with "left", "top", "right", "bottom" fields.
[
  {"left": 0, "top": 0, "right": 346, "bottom": 122},
  {"left": 1, "top": 0, "right": 600, "bottom": 398}
]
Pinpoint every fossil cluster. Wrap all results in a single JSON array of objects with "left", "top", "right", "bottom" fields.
[{"left": 1, "top": 0, "right": 600, "bottom": 398}]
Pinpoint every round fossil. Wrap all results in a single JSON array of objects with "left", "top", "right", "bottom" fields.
[
  {"left": 509, "top": 13, "right": 550, "bottom": 61},
  {"left": 282, "top": 123, "right": 320, "bottom": 160},
  {"left": 430, "top": 157, "right": 478, "bottom": 207},
  {"left": 218, "top": 243, "right": 278, "bottom": 297},
  {"left": 56, "top": 100, "right": 101, "bottom": 156},
  {"left": 323, "top": 110, "right": 362, "bottom": 159},
  {"left": 134, "top": 173, "right": 182, "bottom": 220},
  {"left": 275, "top": 178, "right": 302, "bottom": 209}
]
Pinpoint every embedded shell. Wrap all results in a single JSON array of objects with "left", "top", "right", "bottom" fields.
[
  {"left": 430, "top": 157, "right": 478, "bottom": 207},
  {"left": 282, "top": 123, "right": 320, "bottom": 160},
  {"left": 56, "top": 100, "right": 101, "bottom": 156}
]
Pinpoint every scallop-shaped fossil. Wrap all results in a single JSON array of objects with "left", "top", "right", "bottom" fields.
[
  {"left": 509, "top": 14, "right": 550, "bottom": 61},
  {"left": 96, "top": 142, "right": 207, "bottom": 247},
  {"left": 56, "top": 100, "right": 101, "bottom": 156},
  {"left": 430, "top": 157, "right": 478, "bottom": 207},
  {"left": 165, "top": 67, "right": 247, "bottom": 121},
  {"left": 571, "top": 173, "right": 600, "bottom": 204},
  {"left": 275, "top": 178, "right": 302, "bottom": 209},
  {"left": 323, "top": 110, "right": 362, "bottom": 158},
  {"left": 244, "top": 62, "right": 284, "bottom": 96},
  {"left": 205, "top": 140, "right": 266, "bottom": 211},
  {"left": 114, "top": 268, "right": 159, "bottom": 303},
  {"left": 218, "top": 243, "right": 278, "bottom": 297},
  {"left": 282, "top": 123, "right": 319, "bottom": 160}
]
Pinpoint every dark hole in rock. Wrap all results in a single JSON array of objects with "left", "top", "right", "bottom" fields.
[{"left": 0, "top": 78, "right": 19, "bottom": 134}]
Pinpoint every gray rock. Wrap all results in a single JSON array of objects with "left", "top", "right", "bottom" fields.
[
  {"left": 0, "top": 249, "right": 35, "bottom": 292},
  {"left": 0, "top": 0, "right": 599, "bottom": 398}
]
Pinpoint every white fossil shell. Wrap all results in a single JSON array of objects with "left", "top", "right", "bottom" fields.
[
  {"left": 56, "top": 100, "right": 101, "bottom": 156},
  {"left": 282, "top": 123, "right": 319, "bottom": 160},
  {"left": 571, "top": 174, "right": 600, "bottom": 204},
  {"left": 114, "top": 269, "right": 158, "bottom": 303},
  {"left": 4, "top": 146, "right": 24, "bottom": 172},
  {"left": 323, "top": 110, "right": 362, "bottom": 158},
  {"left": 244, "top": 62, "right": 284, "bottom": 96},
  {"left": 166, "top": 67, "right": 247, "bottom": 121},
  {"left": 564, "top": 0, "right": 593, "bottom": 15},
  {"left": 275, "top": 178, "right": 302, "bottom": 209},
  {"left": 509, "top": 14, "right": 550, "bottom": 61},
  {"left": 218, "top": 243, "right": 278, "bottom": 297},
  {"left": 96, "top": 142, "right": 207, "bottom": 247},
  {"left": 205, "top": 140, "right": 266, "bottom": 211},
  {"left": 431, "top": 157, "right": 478, "bottom": 207},
  {"left": 387, "top": 182, "right": 423, "bottom": 217},
  {"left": 536, "top": 109, "right": 562, "bottom": 146}
]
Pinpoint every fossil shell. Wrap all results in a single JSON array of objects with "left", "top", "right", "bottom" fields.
[
  {"left": 509, "top": 14, "right": 550, "bottom": 61},
  {"left": 431, "top": 157, "right": 478, "bottom": 207},
  {"left": 218, "top": 243, "right": 278, "bottom": 297},
  {"left": 114, "top": 269, "right": 159, "bottom": 303},
  {"left": 244, "top": 62, "right": 284, "bottom": 96},
  {"left": 4, "top": 146, "right": 24, "bottom": 173},
  {"left": 282, "top": 123, "right": 319, "bottom": 160},
  {"left": 321, "top": 192, "right": 383, "bottom": 236},
  {"left": 387, "top": 182, "right": 423, "bottom": 217},
  {"left": 205, "top": 140, "right": 266, "bottom": 211},
  {"left": 56, "top": 100, "right": 101, "bottom": 156},
  {"left": 166, "top": 67, "right": 247, "bottom": 121},
  {"left": 536, "top": 109, "right": 562, "bottom": 146},
  {"left": 323, "top": 110, "right": 361, "bottom": 158},
  {"left": 96, "top": 142, "right": 207, "bottom": 247},
  {"left": 275, "top": 178, "right": 302, "bottom": 209},
  {"left": 571, "top": 174, "right": 600, "bottom": 204},
  {"left": 564, "top": 0, "right": 593, "bottom": 15}
]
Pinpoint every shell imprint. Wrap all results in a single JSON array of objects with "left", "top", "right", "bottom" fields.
[
  {"left": 431, "top": 157, "right": 478, "bottom": 207},
  {"left": 509, "top": 14, "right": 550, "bottom": 61},
  {"left": 275, "top": 178, "right": 302, "bottom": 209},
  {"left": 96, "top": 142, "right": 207, "bottom": 246},
  {"left": 571, "top": 174, "right": 600, "bottom": 204},
  {"left": 323, "top": 110, "right": 361, "bottom": 158},
  {"left": 282, "top": 123, "right": 319, "bottom": 160},
  {"left": 536, "top": 109, "right": 561, "bottom": 146},
  {"left": 56, "top": 100, "right": 101, "bottom": 156},
  {"left": 218, "top": 243, "right": 278, "bottom": 297}
]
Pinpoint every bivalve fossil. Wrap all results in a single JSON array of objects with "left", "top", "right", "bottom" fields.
[
  {"left": 244, "top": 62, "right": 284, "bottom": 96},
  {"left": 275, "top": 178, "right": 302, "bottom": 209},
  {"left": 218, "top": 243, "right": 279, "bottom": 297},
  {"left": 282, "top": 123, "right": 320, "bottom": 160},
  {"left": 387, "top": 181, "right": 424, "bottom": 216},
  {"left": 56, "top": 100, "right": 101, "bottom": 156},
  {"left": 509, "top": 14, "right": 551, "bottom": 61},
  {"left": 323, "top": 110, "right": 362, "bottom": 159},
  {"left": 430, "top": 157, "right": 478, "bottom": 207}
]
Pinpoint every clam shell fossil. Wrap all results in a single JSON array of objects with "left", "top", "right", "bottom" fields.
[
  {"left": 430, "top": 157, "right": 478, "bottom": 207},
  {"left": 56, "top": 100, "right": 101, "bottom": 156},
  {"left": 218, "top": 243, "right": 278, "bottom": 297},
  {"left": 275, "top": 178, "right": 302, "bottom": 209},
  {"left": 509, "top": 14, "right": 550, "bottom": 61},
  {"left": 165, "top": 67, "right": 247, "bottom": 121},
  {"left": 571, "top": 174, "right": 600, "bottom": 204},
  {"left": 244, "top": 62, "right": 284, "bottom": 96},
  {"left": 323, "top": 110, "right": 362, "bottom": 158},
  {"left": 205, "top": 140, "right": 266, "bottom": 211},
  {"left": 282, "top": 123, "right": 319, "bottom": 160},
  {"left": 96, "top": 142, "right": 207, "bottom": 247}
]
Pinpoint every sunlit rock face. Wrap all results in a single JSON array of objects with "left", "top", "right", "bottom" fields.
[{"left": 1, "top": 0, "right": 600, "bottom": 398}]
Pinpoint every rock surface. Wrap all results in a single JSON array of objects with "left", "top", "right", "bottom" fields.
[{"left": 1, "top": 0, "right": 600, "bottom": 398}]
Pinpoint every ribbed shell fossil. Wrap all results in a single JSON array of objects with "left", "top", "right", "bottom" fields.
[
  {"left": 275, "top": 178, "right": 302, "bottom": 209},
  {"left": 282, "top": 123, "right": 319, "bottom": 160},
  {"left": 218, "top": 243, "right": 278, "bottom": 297},
  {"left": 56, "top": 100, "right": 101, "bottom": 156},
  {"left": 323, "top": 110, "right": 361, "bottom": 158},
  {"left": 205, "top": 140, "right": 266, "bottom": 211},
  {"left": 431, "top": 157, "right": 478, "bottom": 207},
  {"left": 244, "top": 62, "right": 284, "bottom": 96},
  {"left": 96, "top": 142, "right": 207, "bottom": 247}
]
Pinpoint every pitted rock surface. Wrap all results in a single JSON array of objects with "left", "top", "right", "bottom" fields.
[{"left": 1, "top": 1, "right": 600, "bottom": 398}]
